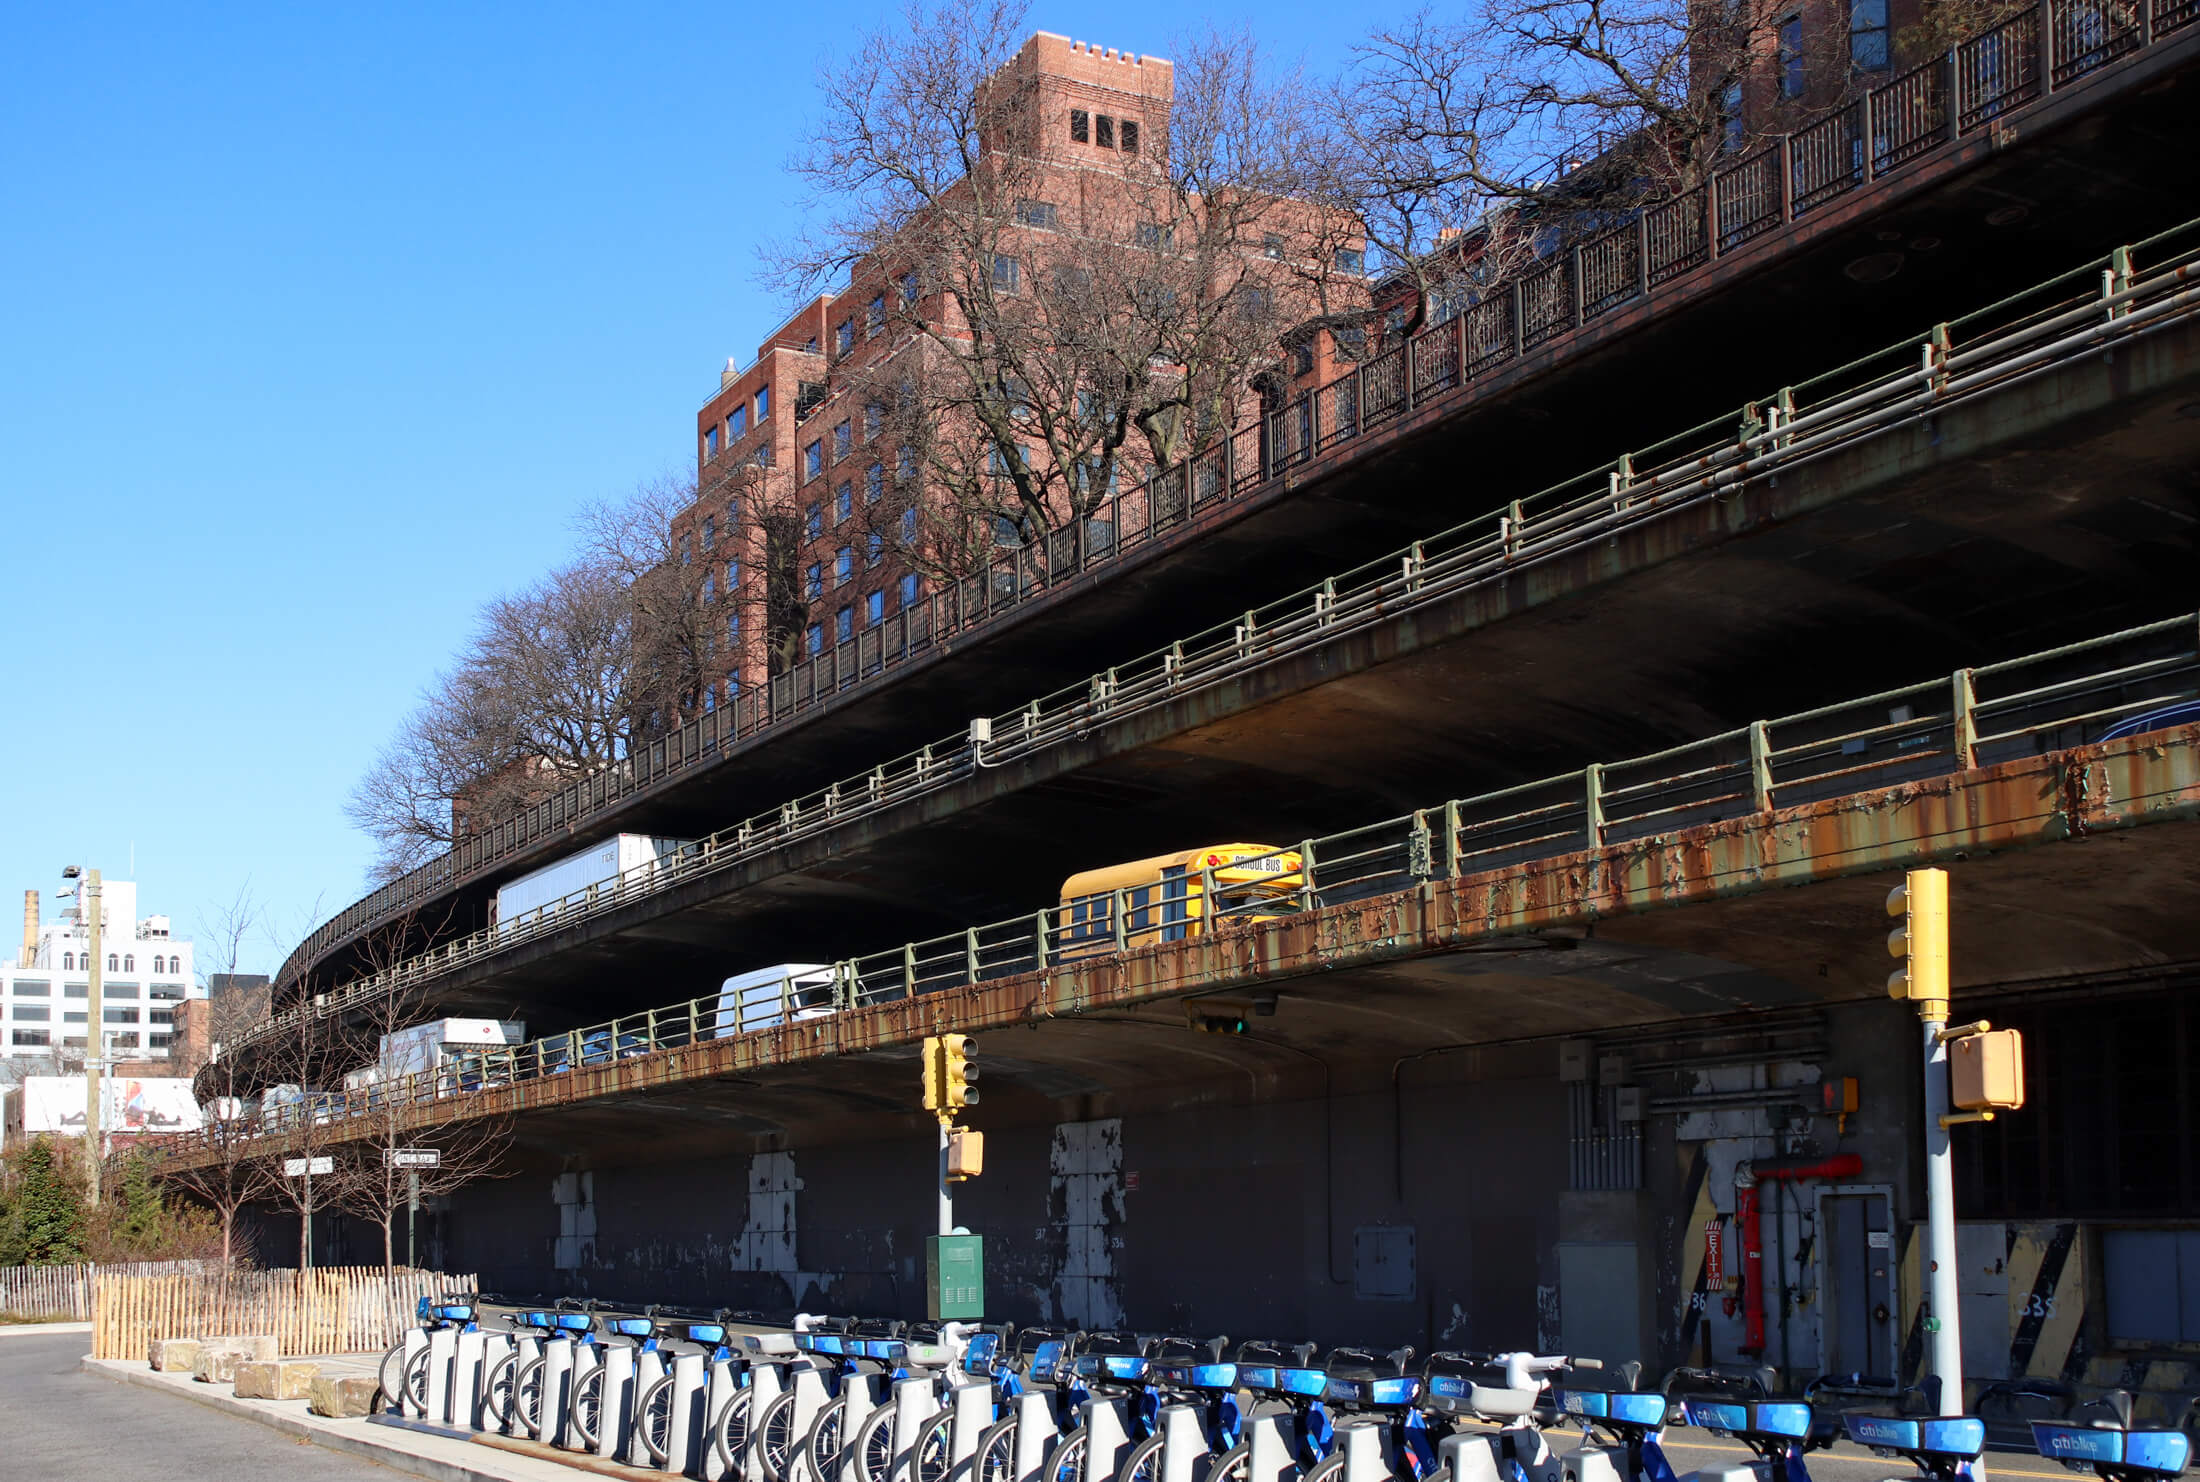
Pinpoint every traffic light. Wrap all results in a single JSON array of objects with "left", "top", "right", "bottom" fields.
[
  {"left": 1192, "top": 1012, "right": 1248, "bottom": 1034},
  {"left": 1885, "top": 867, "right": 1949, "bottom": 1011},
  {"left": 1949, "top": 1027, "right": 2026, "bottom": 1113},
  {"left": 921, "top": 1034, "right": 943, "bottom": 1112},
  {"left": 940, "top": 1033, "right": 978, "bottom": 1113}
]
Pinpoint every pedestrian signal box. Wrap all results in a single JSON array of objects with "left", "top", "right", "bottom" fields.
[{"left": 1950, "top": 1027, "right": 2026, "bottom": 1112}]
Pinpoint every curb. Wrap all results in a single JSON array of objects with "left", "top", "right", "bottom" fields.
[
  {"left": 82, "top": 1357, "right": 577, "bottom": 1482},
  {"left": 0, "top": 1321, "right": 92, "bottom": 1338}
]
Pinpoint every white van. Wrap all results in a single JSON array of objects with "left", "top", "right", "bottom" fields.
[{"left": 712, "top": 964, "right": 838, "bottom": 1039}]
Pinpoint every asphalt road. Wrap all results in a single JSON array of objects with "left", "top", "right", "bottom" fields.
[{"left": 0, "top": 1330, "right": 401, "bottom": 1480}]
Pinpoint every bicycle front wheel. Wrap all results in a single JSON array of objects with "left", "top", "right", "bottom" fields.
[
  {"left": 974, "top": 1416, "right": 1020, "bottom": 1482},
  {"left": 714, "top": 1388, "right": 757, "bottom": 1478},
  {"left": 911, "top": 1407, "right": 957, "bottom": 1482},
  {"left": 480, "top": 1351, "right": 518, "bottom": 1430},
  {"left": 1051, "top": 1433, "right": 1088, "bottom": 1482},
  {"left": 1205, "top": 1443, "right": 1251, "bottom": 1482},
  {"left": 850, "top": 1402, "right": 900, "bottom": 1482},
  {"left": 513, "top": 1355, "right": 550, "bottom": 1439},
  {"left": 1116, "top": 1433, "right": 1168, "bottom": 1482},
  {"left": 375, "top": 1339, "right": 410, "bottom": 1414},
  {"left": 403, "top": 1345, "right": 434, "bottom": 1416},
  {"left": 572, "top": 1363, "right": 607, "bottom": 1451},
  {"left": 807, "top": 1394, "right": 851, "bottom": 1482},
  {"left": 758, "top": 1389, "right": 802, "bottom": 1481},
  {"left": 638, "top": 1373, "right": 679, "bottom": 1464}
]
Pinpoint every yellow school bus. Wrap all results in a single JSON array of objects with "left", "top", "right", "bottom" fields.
[{"left": 1056, "top": 844, "right": 1305, "bottom": 958}]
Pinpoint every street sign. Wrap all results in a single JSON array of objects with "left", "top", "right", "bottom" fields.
[
  {"left": 386, "top": 1147, "right": 442, "bottom": 1168},
  {"left": 283, "top": 1157, "right": 334, "bottom": 1177}
]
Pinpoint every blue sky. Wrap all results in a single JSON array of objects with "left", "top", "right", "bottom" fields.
[{"left": 0, "top": 1, "right": 1376, "bottom": 975}]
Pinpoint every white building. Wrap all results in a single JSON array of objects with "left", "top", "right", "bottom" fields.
[{"left": 2, "top": 879, "right": 202, "bottom": 1062}]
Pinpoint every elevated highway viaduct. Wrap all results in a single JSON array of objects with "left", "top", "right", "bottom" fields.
[
  {"left": 210, "top": 708, "right": 2200, "bottom": 1396},
  {"left": 248, "top": 248, "right": 2200, "bottom": 1056},
  {"left": 282, "top": 27, "right": 2200, "bottom": 999}
]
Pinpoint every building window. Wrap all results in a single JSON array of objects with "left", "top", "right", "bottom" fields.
[
  {"left": 12, "top": 1005, "right": 50, "bottom": 1022},
  {"left": 804, "top": 501, "right": 823, "bottom": 539},
  {"left": 103, "top": 1007, "right": 136, "bottom": 1024},
  {"left": 1722, "top": 82, "right": 1746, "bottom": 152},
  {"left": 11, "top": 1030, "right": 48, "bottom": 1048},
  {"left": 111, "top": 1032, "right": 138, "bottom": 1049},
  {"left": 1334, "top": 325, "right": 1366, "bottom": 360},
  {"left": 865, "top": 462, "right": 884, "bottom": 502},
  {"left": 1095, "top": 114, "right": 1115, "bottom": 149},
  {"left": 864, "top": 402, "right": 883, "bottom": 439},
  {"left": 14, "top": 979, "right": 48, "bottom": 997},
  {"left": 1263, "top": 232, "right": 1285, "bottom": 260},
  {"left": 755, "top": 443, "right": 773, "bottom": 467},
  {"left": 901, "top": 270, "right": 919, "bottom": 307},
  {"left": 834, "top": 320, "right": 854, "bottom": 356},
  {"left": 728, "top": 610, "right": 741, "bottom": 644},
  {"left": 900, "top": 573, "right": 923, "bottom": 608},
  {"left": 149, "top": 1034, "right": 172, "bottom": 1050},
  {"left": 1334, "top": 246, "right": 1365, "bottom": 275},
  {"left": 1850, "top": 0, "right": 1890, "bottom": 69},
  {"left": 704, "top": 426, "right": 719, "bottom": 456},
  {"left": 1120, "top": 119, "right": 1139, "bottom": 153},
  {"left": 64, "top": 984, "right": 84, "bottom": 1000},
  {"left": 833, "top": 420, "right": 851, "bottom": 459},
  {"left": 702, "top": 572, "right": 716, "bottom": 604},
  {"left": 61, "top": 953, "right": 73, "bottom": 970},
  {"left": 727, "top": 557, "right": 741, "bottom": 588},
  {"left": 900, "top": 508, "right": 918, "bottom": 544},
  {"left": 107, "top": 953, "right": 118, "bottom": 972},
  {"left": 866, "top": 294, "right": 885, "bottom": 336},
  {"left": 805, "top": 623, "right": 824, "bottom": 655},
  {"left": 730, "top": 404, "right": 747, "bottom": 438},
  {"left": 150, "top": 1009, "right": 174, "bottom": 1026},
  {"left": 835, "top": 606, "right": 854, "bottom": 643},
  {"left": 992, "top": 255, "right": 1020, "bottom": 293},
  {"left": 756, "top": 386, "right": 770, "bottom": 419},
  {"left": 1135, "top": 223, "right": 1173, "bottom": 251},
  {"left": 865, "top": 589, "right": 885, "bottom": 627},
  {"left": 1069, "top": 108, "right": 1089, "bottom": 143},
  {"left": 804, "top": 562, "right": 823, "bottom": 600},
  {"left": 1016, "top": 199, "right": 1059, "bottom": 229},
  {"left": 835, "top": 484, "right": 853, "bottom": 524},
  {"left": 1779, "top": 15, "right": 1805, "bottom": 98},
  {"left": 704, "top": 687, "right": 716, "bottom": 713},
  {"left": 701, "top": 515, "right": 716, "bottom": 551},
  {"left": 107, "top": 983, "right": 137, "bottom": 999},
  {"left": 835, "top": 547, "right": 854, "bottom": 586},
  {"left": 866, "top": 532, "right": 884, "bottom": 566},
  {"left": 804, "top": 441, "right": 822, "bottom": 479},
  {"left": 897, "top": 446, "right": 916, "bottom": 483},
  {"left": 680, "top": 535, "right": 692, "bottom": 566}
]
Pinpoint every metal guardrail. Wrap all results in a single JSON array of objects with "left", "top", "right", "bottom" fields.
[
  {"left": 186, "top": 605, "right": 2200, "bottom": 1153},
  {"left": 275, "top": 0, "right": 2200, "bottom": 995},
  {"left": 233, "top": 215, "right": 2200, "bottom": 1063}
]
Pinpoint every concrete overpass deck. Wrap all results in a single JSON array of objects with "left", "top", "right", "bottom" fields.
[
  {"left": 230, "top": 232, "right": 2200, "bottom": 1071},
  {"left": 280, "top": 19, "right": 2200, "bottom": 998}
]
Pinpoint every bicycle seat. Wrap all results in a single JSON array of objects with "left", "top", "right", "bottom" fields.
[
  {"left": 2034, "top": 1420, "right": 2193, "bottom": 1481},
  {"left": 1683, "top": 1401, "right": 1815, "bottom": 1449},
  {"left": 1422, "top": 1354, "right": 1537, "bottom": 1421},
  {"left": 1846, "top": 1415, "right": 1988, "bottom": 1473}
]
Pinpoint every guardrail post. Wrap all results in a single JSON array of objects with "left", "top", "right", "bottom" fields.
[
  {"left": 1585, "top": 764, "right": 1607, "bottom": 847},
  {"left": 1409, "top": 811, "right": 1435, "bottom": 879},
  {"left": 1443, "top": 801, "right": 1462, "bottom": 876},
  {"left": 1165, "top": 640, "right": 1184, "bottom": 683},
  {"left": 1951, "top": 669, "right": 1978, "bottom": 771},
  {"left": 1510, "top": 279, "right": 1526, "bottom": 354},
  {"left": 1112, "top": 889, "right": 1129, "bottom": 953},
  {"left": 1750, "top": 720, "right": 1775, "bottom": 813},
  {"left": 1404, "top": 542, "right": 1425, "bottom": 593},
  {"left": 961, "top": 928, "right": 979, "bottom": 984},
  {"left": 688, "top": 998, "right": 700, "bottom": 1047},
  {"left": 1501, "top": 499, "right": 1525, "bottom": 558},
  {"left": 1777, "top": 134, "right": 1794, "bottom": 222},
  {"left": 2040, "top": 0, "right": 2057, "bottom": 92},
  {"left": 1404, "top": 332, "right": 1419, "bottom": 409},
  {"left": 1034, "top": 910, "right": 1049, "bottom": 971},
  {"left": 1317, "top": 578, "right": 1337, "bottom": 626},
  {"left": 1200, "top": 864, "right": 1218, "bottom": 928},
  {"left": 1236, "top": 610, "right": 1257, "bottom": 656},
  {"left": 902, "top": 943, "right": 916, "bottom": 999},
  {"left": 1636, "top": 214, "right": 1651, "bottom": 299},
  {"left": 1222, "top": 428, "right": 1235, "bottom": 494},
  {"left": 1571, "top": 245, "right": 1586, "bottom": 327},
  {"left": 1299, "top": 838, "right": 1317, "bottom": 911}
]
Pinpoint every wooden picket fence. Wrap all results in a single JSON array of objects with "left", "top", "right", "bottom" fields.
[
  {"left": 91, "top": 1266, "right": 476, "bottom": 1361},
  {"left": 0, "top": 1262, "right": 94, "bottom": 1320}
]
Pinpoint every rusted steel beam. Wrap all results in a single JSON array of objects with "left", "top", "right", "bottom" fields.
[{"left": 159, "top": 726, "right": 2200, "bottom": 1169}]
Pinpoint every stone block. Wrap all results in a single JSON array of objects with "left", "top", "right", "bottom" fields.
[
  {"left": 233, "top": 1359, "right": 319, "bottom": 1400},
  {"left": 194, "top": 1347, "right": 245, "bottom": 1384},
  {"left": 150, "top": 1337, "right": 200, "bottom": 1372},
  {"left": 201, "top": 1333, "right": 279, "bottom": 1361},
  {"left": 308, "top": 1373, "right": 380, "bottom": 1419}
]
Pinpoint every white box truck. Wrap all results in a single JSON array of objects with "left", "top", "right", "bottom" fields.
[
  {"left": 492, "top": 834, "right": 692, "bottom": 934},
  {"left": 712, "top": 964, "right": 838, "bottom": 1039},
  {"left": 379, "top": 1017, "right": 527, "bottom": 1095}
]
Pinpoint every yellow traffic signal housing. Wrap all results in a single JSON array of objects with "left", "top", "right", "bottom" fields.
[
  {"left": 946, "top": 1126, "right": 985, "bottom": 1181},
  {"left": 1951, "top": 1028, "right": 2026, "bottom": 1111},
  {"left": 1886, "top": 868, "right": 1949, "bottom": 1009},
  {"left": 941, "top": 1033, "right": 979, "bottom": 1113},
  {"left": 921, "top": 1035, "right": 944, "bottom": 1111}
]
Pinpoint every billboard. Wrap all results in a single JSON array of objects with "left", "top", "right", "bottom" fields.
[{"left": 16, "top": 1077, "right": 204, "bottom": 1136}]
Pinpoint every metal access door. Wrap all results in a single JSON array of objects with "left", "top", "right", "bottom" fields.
[{"left": 1816, "top": 1184, "right": 1897, "bottom": 1379}]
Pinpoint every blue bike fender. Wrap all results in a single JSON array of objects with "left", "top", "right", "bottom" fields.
[
  {"left": 1001, "top": 1373, "right": 1024, "bottom": 1400},
  {"left": 1404, "top": 1409, "right": 1438, "bottom": 1480},
  {"left": 1783, "top": 1447, "right": 1812, "bottom": 1482},
  {"left": 1217, "top": 1395, "right": 1243, "bottom": 1450},
  {"left": 1139, "top": 1389, "right": 1163, "bottom": 1436},
  {"left": 1639, "top": 1436, "right": 1679, "bottom": 1482},
  {"left": 1303, "top": 1404, "right": 1335, "bottom": 1462}
]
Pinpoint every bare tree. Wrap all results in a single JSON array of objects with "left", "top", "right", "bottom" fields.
[
  {"left": 153, "top": 888, "right": 279, "bottom": 1267},
  {"left": 249, "top": 1002, "right": 356, "bottom": 1269},
  {"left": 774, "top": 2, "right": 1351, "bottom": 584}
]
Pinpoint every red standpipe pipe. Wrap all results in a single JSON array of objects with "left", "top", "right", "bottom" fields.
[{"left": 1738, "top": 1153, "right": 1862, "bottom": 1355}]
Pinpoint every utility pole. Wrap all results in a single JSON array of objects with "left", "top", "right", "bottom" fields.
[
  {"left": 920, "top": 1034, "right": 985, "bottom": 1320},
  {"left": 64, "top": 867, "right": 106, "bottom": 1205}
]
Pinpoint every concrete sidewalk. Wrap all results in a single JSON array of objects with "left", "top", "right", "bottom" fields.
[{"left": 85, "top": 1355, "right": 674, "bottom": 1482}]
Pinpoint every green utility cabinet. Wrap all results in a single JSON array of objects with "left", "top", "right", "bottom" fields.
[{"left": 927, "top": 1235, "right": 984, "bottom": 1320}]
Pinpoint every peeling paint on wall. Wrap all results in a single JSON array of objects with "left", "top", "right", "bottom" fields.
[
  {"left": 553, "top": 1171, "right": 595, "bottom": 1271},
  {"left": 1050, "top": 1119, "right": 1124, "bottom": 1328},
  {"left": 733, "top": 1149, "right": 830, "bottom": 1307}
]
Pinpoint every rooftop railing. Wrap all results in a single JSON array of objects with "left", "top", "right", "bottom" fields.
[
  {"left": 278, "top": 1, "right": 2200, "bottom": 994},
  {"left": 184, "top": 602, "right": 2200, "bottom": 1152},
  {"left": 225, "top": 213, "right": 2200, "bottom": 1065}
]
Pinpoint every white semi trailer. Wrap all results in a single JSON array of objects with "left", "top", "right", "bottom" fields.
[{"left": 492, "top": 834, "right": 692, "bottom": 935}]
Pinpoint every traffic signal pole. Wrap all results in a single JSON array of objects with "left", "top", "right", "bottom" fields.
[{"left": 1887, "top": 868, "right": 1963, "bottom": 1418}]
